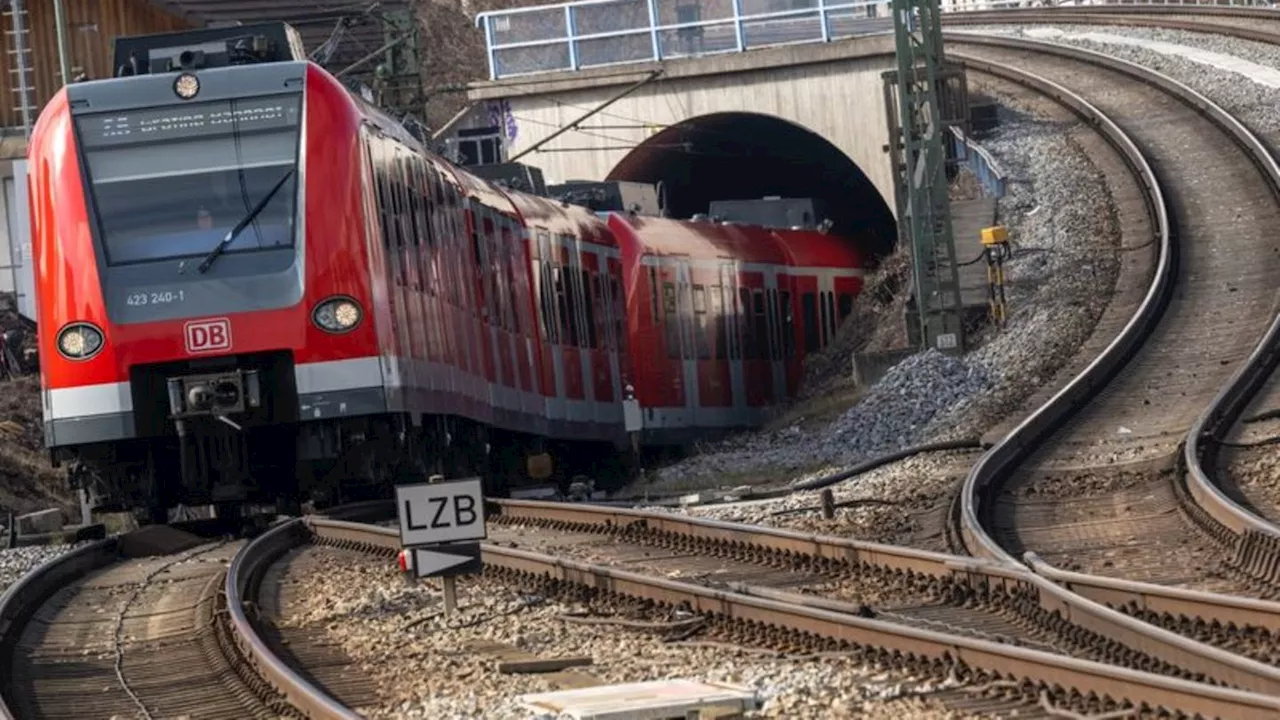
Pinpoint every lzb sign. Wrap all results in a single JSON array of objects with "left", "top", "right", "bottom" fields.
[{"left": 395, "top": 478, "right": 486, "bottom": 578}]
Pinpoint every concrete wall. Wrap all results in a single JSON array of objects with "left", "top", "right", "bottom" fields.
[{"left": 467, "top": 34, "right": 899, "bottom": 214}]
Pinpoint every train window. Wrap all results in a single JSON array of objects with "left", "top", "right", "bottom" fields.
[
  {"left": 582, "top": 269, "right": 598, "bottom": 349},
  {"left": 554, "top": 265, "right": 572, "bottom": 346},
  {"left": 753, "top": 290, "right": 769, "bottom": 363},
  {"left": 819, "top": 291, "right": 830, "bottom": 348},
  {"left": 648, "top": 266, "right": 660, "bottom": 323},
  {"left": 838, "top": 292, "right": 853, "bottom": 323},
  {"left": 610, "top": 276, "right": 625, "bottom": 353},
  {"left": 539, "top": 260, "right": 558, "bottom": 343},
  {"left": 720, "top": 284, "right": 737, "bottom": 361},
  {"left": 710, "top": 284, "right": 725, "bottom": 360},
  {"left": 664, "top": 282, "right": 680, "bottom": 359},
  {"left": 591, "top": 271, "right": 608, "bottom": 350},
  {"left": 780, "top": 290, "right": 795, "bottom": 358},
  {"left": 801, "top": 293, "right": 818, "bottom": 353},
  {"left": 692, "top": 285, "right": 710, "bottom": 360},
  {"left": 826, "top": 292, "right": 838, "bottom": 339},
  {"left": 767, "top": 288, "right": 781, "bottom": 361},
  {"left": 739, "top": 287, "right": 755, "bottom": 359}
]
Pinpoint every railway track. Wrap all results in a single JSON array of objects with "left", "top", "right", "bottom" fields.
[
  {"left": 230, "top": 511, "right": 1280, "bottom": 719},
  {"left": 940, "top": 15, "right": 1280, "bottom": 687},
  {"left": 949, "top": 0, "right": 1280, "bottom": 601},
  {"left": 0, "top": 503, "right": 389, "bottom": 720}
]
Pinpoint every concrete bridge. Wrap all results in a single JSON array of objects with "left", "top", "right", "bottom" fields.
[{"left": 455, "top": 31, "right": 904, "bottom": 249}]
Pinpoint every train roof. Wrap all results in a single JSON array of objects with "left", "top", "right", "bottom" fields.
[
  {"left": 606, "top": 214, "right": 793, "bottom": 265},
  {"left": 772, "top": 228, "right": 865, "bottom": 268},
  {"left": 507, "top": 193, "right": 618, "bottom": 249}
]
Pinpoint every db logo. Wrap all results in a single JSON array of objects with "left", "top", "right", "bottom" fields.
[{"left": 184, "top": 318, "right": 232, "bottom": 354}]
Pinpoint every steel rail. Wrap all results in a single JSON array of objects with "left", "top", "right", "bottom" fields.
[
  {"left": 945, "top": 28, "right": 1280, "bottom": 691},
  {"left": 0, "top": 501, "right": 393, "bottom": 720},
  {"left": 946, "top": 0, "right": 1280, "bottom": 593},
  {"left": 302, "top": 517, "right": 1280, "bottom": 719},
  {"left": 492, "top": 496, "right": 1280, "bottom": 693},
  {"left": 939, "top": 8, "right": 1280, "bottom": 61}
]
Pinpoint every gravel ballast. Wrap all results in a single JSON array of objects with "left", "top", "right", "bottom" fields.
[
  {"left": 280, "top": 546, "right": 971, "bottom": 719},
  {"left": 0, "top": 544, "right": 82, "bottom": 594},
  {"left": 640, "top": 82, "right": 1124, "bottom": 512}
]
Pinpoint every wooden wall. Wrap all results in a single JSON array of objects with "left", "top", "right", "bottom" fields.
[{"left": 1, "top": 0, "right": 192, "bottom": 132}]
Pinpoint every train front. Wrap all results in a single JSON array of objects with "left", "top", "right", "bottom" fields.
[{"left": 28, "top": 25, "right": 375, "bottom": 522}]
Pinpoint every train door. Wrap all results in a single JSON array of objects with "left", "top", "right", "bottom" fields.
[
  {"left": 818, "top": 270, "right": 837, "bottom": 350},
  {"left": 605, "top": 259, "right": 626, "bottom": 407},
  {"left": 534, "top": 230, "right": 566, "bottom": 424},
  {"left": 695, "top": 264, "right": 731, "bottom": 417},
  {"left": 720, "top": 262, "right": 745, "bottom": 416},
  {"left": 558, "top": 237, "right": 587, "bottom": 413},
  {"left": 739, "top": 275, "right": 773, "bottom": 410},
  {"left": 763, "top": 270, "right": 786, "bottom": 406},
  {"left": 584, "top": 251, "right": 615, "bottom": 422},
  {"left": 671, "top": 257, "right": 700, "bottom": 427}
]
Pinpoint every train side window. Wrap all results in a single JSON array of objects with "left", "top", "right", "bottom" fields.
[
  {"left": 780, "top": 290, "right": 795, "bottom": 358},
  {"left": 582, "top": 268, "right": 598, "bottom": 349},
  {"left": 709, "top": 284, "right": 725, "bottom": 360},
  {"left": 664, "top": 282, "right": 680, "bottom": 359},
  {"left": 610, "top": 276, "right": 625, "bottom": 353},
  {"left": 752, "top": 290, "right": 768, "bottom": 363},
  {"left": 692, "top": 284, "right": 710, "bottom": 360},
  {"left": 838, "top": 292, "right": 854, "bottom": 323},
  {"left": 739, "top": 287, "right": 754, "bottom": 359},
  {"left": 539, "top": 259, "right": 558, "bottom": 344},
  {"left": 826, "top": 292, "right": 838, "bottom": 339},
  {"left": 767, "top": 288, "right": 780, "bottom": 361},
  {"left": 503, "top": 229, "right": 519, "bottom": 333},
  {"left": 554, "top": 265, "right": 572, "bottom": 346},
  {"left": 819, "top": 290, "right": 830, "bottom": 348},
  {"left": 648, "top": 266, "right": 660, "bottom": 323},
  {"left": 802, "top": 292, "right": 819, "bottom": 352}
]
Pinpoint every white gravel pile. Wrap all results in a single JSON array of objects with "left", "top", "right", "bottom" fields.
[
  {"left": 285, "top": 547, "right": 970, "bottom": 719},
  {"left": 645, "top": 92, "right": 1121, "bottom": 497},
  {"left": 0, "top": 544, "right": 82, "bottom": 593},
  {"left": 962, "top": 24, "right": 1280, "bottom": 139}
]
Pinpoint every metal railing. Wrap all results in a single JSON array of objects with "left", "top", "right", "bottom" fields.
[
  {"left": 475, "top": 0, "right": 1277, "bottom": 79},
  {"left": 950, "top": 126, "right": 1006, "bottom": 197}
]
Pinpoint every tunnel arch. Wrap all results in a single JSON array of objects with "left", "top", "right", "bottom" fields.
[{"left": 605, "top": 111, "right": 897, "bottom": 259}]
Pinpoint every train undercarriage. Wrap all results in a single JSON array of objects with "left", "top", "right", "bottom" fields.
[{"left": 56, "top": 355, "right": 638, "bottom": 525}]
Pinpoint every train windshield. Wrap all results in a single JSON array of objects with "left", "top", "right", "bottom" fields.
[{"left": 74, "top": 92, "right": 302, "bottom": 267}]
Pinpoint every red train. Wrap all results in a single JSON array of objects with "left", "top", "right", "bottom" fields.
[{"left": 27, "top": 23, "right": 866, "bottom": 522}]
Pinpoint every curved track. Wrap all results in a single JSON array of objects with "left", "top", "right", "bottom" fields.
[
  {"left": 948, "top": 0, "right": 1280, "bottom": 607},
  {"left": 228, "top": 511, "right": 1280, "bottom": 719},
  {"left": 946, "top": 17, "right": 1280, "bottom": 683}
]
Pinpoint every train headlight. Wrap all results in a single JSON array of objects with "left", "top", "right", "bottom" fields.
[
  {"left": 56, "top": 323, "right": 105, "bottom": 361},
  {"left": 312, "top": 296, "right": 362, "bottom": 334}
]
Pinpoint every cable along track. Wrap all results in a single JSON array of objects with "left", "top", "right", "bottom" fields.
[{"left": 949, "top": 27, "right": 1280, "bottom": 673}]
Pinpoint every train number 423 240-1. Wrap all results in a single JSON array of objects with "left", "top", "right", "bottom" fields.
[{"left": 126, "top": 290, "right": 186, "bottom": 306}]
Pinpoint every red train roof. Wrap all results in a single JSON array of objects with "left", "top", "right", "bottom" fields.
[
  {"left": 772, "top": 228, "right": 866, "bottom": 269},
  {"left": 504, "top": 192, "right": 618, "bottom": 249},
  {"left": 607, "top": 214, "right": 793, "bottom": 265}
]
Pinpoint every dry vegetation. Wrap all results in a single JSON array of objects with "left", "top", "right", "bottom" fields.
[{"left": 0, "top": 294, "right": 69, "bottom": 516}]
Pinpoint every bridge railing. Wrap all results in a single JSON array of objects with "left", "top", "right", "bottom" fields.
[{"left": 475, "top": 0, "right": 1277, "bottom": 79}]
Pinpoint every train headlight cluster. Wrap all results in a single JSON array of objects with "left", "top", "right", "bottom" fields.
[
  {"left": 312, "top": 296, "right": 362, "bottom": 333},
  {"left": 56, "top": 323, "right": 105, "bottom": 361}
]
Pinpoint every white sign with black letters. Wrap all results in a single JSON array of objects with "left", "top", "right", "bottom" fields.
[{"left": 395, "top": 477, "right": 487, "bottom": 547}]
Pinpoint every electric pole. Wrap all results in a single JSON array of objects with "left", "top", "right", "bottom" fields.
[{"left": 884, "top": 0, "right": 965, "bottom": 354}]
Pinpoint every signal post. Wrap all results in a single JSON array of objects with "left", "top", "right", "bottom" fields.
[{"left": 395, "top": 475, "right": 486, "bottom": 615}]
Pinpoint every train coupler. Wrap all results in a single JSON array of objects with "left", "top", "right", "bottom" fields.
[{"left": 166, "top": 369, "right": 261, "bottom": 425}]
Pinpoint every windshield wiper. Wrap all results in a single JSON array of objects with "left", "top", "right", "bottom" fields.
[{"left": 196, "top": 168, "right": 296, "bottom": 274}]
